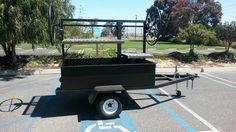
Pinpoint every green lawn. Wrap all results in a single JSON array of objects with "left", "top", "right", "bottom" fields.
[{"left": 16, "top": 40, "right": 221, "bottom": 50}]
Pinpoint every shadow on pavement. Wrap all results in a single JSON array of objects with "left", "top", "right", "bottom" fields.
[
  {"left": 22, "top": 91, "right": 184, "bottom": 121},
  {"left": 0, "top": 69, "right": 36, "bottom": 81}
]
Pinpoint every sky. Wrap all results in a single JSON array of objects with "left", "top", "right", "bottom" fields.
[{"left": 70, "top": 0, "right": 236, "bottom": 22}]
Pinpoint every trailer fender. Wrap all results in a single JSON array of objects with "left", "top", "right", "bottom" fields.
[{"left": 88, "top": 85, "right": 125, "bottom": 104}]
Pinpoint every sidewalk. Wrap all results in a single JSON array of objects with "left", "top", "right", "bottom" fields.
[
  {"left": 1, "top": 67, "right": 236, "bottom": 76},
  {"left": 1, "top": 47, "right": 234, "bottom": 56}
]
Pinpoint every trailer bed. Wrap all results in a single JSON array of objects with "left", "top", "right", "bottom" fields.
[{"left": 58, "top": 58, "right": 156, "bottom": 94}]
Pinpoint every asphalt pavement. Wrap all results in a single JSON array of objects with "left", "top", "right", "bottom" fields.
[{"left": 0, "top": 68, "right": 236, "bottom": 132}]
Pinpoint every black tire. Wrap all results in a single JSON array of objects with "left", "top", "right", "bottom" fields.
[
  {"left": 176, "top": 90, "right": 181, "bottom": 97},
  {"left": 48, "top": 2, "right": 56, "bottom": 46},
  {"left": 96, "top": 94, "right": 122, "bottom": 119},
  {"left": 145, "top": 5, "right": 161, "bottom": 46}
]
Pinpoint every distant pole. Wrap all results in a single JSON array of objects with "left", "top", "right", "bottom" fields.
[
  {"left": 126, "top": 27, "right": 129, "bottom": 38},
  {"left": 79, "top": 5, "right": 83, "bottom": 18},
  {"left": 135, "top": 15, "right": 137, "bottom": 39}
]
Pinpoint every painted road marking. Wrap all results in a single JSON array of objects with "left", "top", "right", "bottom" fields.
[
  {"left": 22, "top": 118, "right": 38, "bottom": 132},
  {"left": 22, "top": 83, "right": 59, "bottom": 132},
  {"left": 0, "top": 76, "right": 58, "bottom": 92},
  {"left": 81, "top": 112, "right": 136, "bottom": 132},
  {"left": 146, "top": 89, "right": 195, "bottom": 132},
  {"left": 197, "top": 130, "right": 218, "bottom": 132},
  {"left": 0, "top": 99, "right": 32, "bottom": 129},
  {"left": 0, "top": 115, "right": 31, "bottom": 129},
  {"left": 200, "top": 74, "right": 236, "bottom": 89},
  {"left": 159, "top": 88, "right": 220, "bottom": 132},
  {"left": 202, "top": 73, "right": 236, "bottom": 85},
  {"left": 0, "top": 83, "right": 59, "bottom": 130}
]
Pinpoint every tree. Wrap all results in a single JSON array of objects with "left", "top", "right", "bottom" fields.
[
  {"left": 154, "top": 0, "right": 174, "bottom": 39},
  {"left": 154, "top": 0, "right": 222, "bottom": 39},
  {"left": 191, "top": 0, "right": 222, "bottom": 27},
  {"left": 101, "top": 22, "right": 113, "bottom": 37},
  {"left": 0, "top": 0, "right": 74, "bottom": 68},
  {"left": 101, "top": 28, "right": 111, "bottom": 37},
  {"left": 177, "top": 24, "right": 218, "bottom": 54},
  {"left": 170, "top": 0, "right": 192, "bottom": 36},
  {"left": 216, "top": 22, "right": 236, "bottom": 53},
  {"left": 100, "top": 22, "right": 125, "bottom": 37}
]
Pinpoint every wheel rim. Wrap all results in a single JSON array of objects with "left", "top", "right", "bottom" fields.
[{"left": 102, "top": 99, "right": 119, "bottom": 115}]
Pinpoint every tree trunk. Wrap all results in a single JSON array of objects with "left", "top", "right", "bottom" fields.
[
  {"left": 1, "top": 42, "right": 17, "bottom": 69},
  {"left": 225, "top": 42, "right": 232, "bottom": 53},
  {"left": 189, "top": 43, "right": 195, "bottom": 56}
]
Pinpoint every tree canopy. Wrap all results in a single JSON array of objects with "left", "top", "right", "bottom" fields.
[
  {"left": 154, "top": 0, "right": 222, "bottom": 39},
  {"left": 0, "top": 0, "right": 74, "bottom": 67},
  {"left": 216, "top": 21, "right": 236, "bottom": 52}
]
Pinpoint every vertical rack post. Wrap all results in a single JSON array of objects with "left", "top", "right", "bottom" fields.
[
  {"left": 143, "top": 21, "right": 146, "bottom": 53},
  {"left": 117, "top": 21, "right": 122, "bottom": 58},
  {"left": 61, "top": 20, "right": 65, "bottom": 61}
]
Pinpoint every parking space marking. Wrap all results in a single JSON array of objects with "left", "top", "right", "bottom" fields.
[
  {"left": 22, "top": 83, "right": 59, "bottom": 130},
  {"left": 159, "top": 88, "right": 220, "bottom": 132},
  {"left": 200, "top": 74, "right": 236, "bottom": 89},
  {"left": 22, "top": 118, "right": 38, "bottom": 132},
  {"left": 197, "top": 130, "right": 215, "bottom": 132},
  {"left": 146, "top": 89, "right": 195, "bottom": 132},
  {"left": 0, "top": 83, "right": 59, "bottom": 130},
  {"left": 0, "top": 76, "right": 58, "bottom": 92},
  {"left": 0, "top": 115, "right": 31, "bottom": 129},
  {"left": 202, "top": 73, "right": 236, "bottom": 85},
  {"left": 81, "top": 112, "right": 136, "bottom": 132}
]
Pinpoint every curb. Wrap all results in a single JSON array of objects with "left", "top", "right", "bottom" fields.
[
  {"left": 0, "top": 69, "right": 60, "bottom": 76},
  {"left": 1, "top": 67, "right": 236, "bottom": 76}
]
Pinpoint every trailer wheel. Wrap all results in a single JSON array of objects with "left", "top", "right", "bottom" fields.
[
  {"left": 96, "top": 94, "right": 122, "bottom": 119},
  {"left": 176, "top": 90, "right": 181, "bottom": 97}
]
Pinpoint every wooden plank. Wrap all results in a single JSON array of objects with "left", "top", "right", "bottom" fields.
[
  {"left": 121, "top": 52, "right": 153, "bottom": 59},
  {"left": 62, "top": 38, "right": 124, "bottom": 44}
]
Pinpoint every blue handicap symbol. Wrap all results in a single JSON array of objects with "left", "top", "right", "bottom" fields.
[{"left": 81, "top": 112, "right": 136, "bottom": 132}]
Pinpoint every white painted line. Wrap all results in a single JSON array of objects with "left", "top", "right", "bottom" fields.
[
  {"left": 202, "top": 73, "right": 236, "bottom": 85},
  {"left": 99, "top": 125, "right": 112, "bottom": 129},
  {"left": 200, "top": 74, "right": 236, "bottom": 89},
  {"left": 113, "top": 125, "right": 130, "bottom": 132},
  {"left": 97, "top": 120, "right": 103, "bottom": 126},
  {"left": 198, "top": 131, "right": 216, "bottom": 132},
  {"left": 85, "top": 124, "right": 96, "bottom": 132},
  {"left": 159, "top": 88, "right": 220, "bottom": 132},
  {"left": 105, "top": 122, "right": 115, "bottom": 125},
  {"left": 0, "top": 86, "right": 13, "bottom": 91}
]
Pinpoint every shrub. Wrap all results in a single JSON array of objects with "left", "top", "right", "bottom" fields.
[
  {"left": 168, "top": 37, "right": 183, "bottom": 43},
  {"left": 176, "top": 24, "right": 219, "bottom": 51}
]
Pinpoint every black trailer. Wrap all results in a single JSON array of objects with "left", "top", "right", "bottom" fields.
[{"left": 48, "top": 3, "right": 198, "bottom": 119}]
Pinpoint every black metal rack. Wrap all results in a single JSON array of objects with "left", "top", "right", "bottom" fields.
[{"left": 58, "top": 18, "right": 149, "bottom": 60}]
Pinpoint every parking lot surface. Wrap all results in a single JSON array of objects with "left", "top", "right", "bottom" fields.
[{"left": 0, "top": 69, "right": 236, "bottom": 132}]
